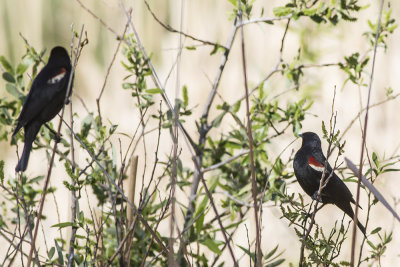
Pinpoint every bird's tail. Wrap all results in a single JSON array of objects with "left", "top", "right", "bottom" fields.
[
  {"left": 356, "top": 220, "right": 366, "bottom": 235},
  {"left": 336, "top": 201, "right": 366, "bottom": 236},
  {"left": 15, "top": 142, "right": 32, "bottom": 172}
]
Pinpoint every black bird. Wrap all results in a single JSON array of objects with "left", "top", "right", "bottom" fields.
[
  {"left": 293, "top": 132, "right": 366, "bottom": 235},
  {"left": 13, "top": 46, "right": 72, "bottom": 172}
]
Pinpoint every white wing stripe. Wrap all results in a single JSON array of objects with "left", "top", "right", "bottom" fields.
[
  {"left": 309, "top": 163, "right": 324, "bottom": 172},
  {"left": 48, "top": 69, "right": 66, "bottom": 84}
]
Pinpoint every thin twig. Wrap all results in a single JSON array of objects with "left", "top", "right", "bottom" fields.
[
  {"left": 74, "top": 0, "right": 124, "bottom": 40},
  {"left": 238, "top": 1, "right": 262, "bottom": 265},
  {"left": 97, "top": 11, "right": 130, "bottom": 125},
  {"left": 143, "top": 0, "right": 224, "bottom": 50},
  {"left": 67, "top": 25, "right": 79, "bottom": 267}
]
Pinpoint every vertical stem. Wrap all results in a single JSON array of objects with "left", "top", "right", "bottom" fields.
[
  {"left": 350, "top": 1, "right": 384, "bottom": 266},
  {"left": 238, "top": 2, "right": 262, "bottom": 266},
  {"left": 170, "top": 1, "right": 184, "bottom": 265},
  {"left": 124, "top": 155, "right": 138, "bottom": 265},
  {"left": 67, "top": 100, "right": 77, "bottom": 267}
]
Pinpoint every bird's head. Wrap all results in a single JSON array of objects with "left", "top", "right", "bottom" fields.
[
  {"left": 299, "top": 131, "right": 321, "bottom": 148},
  {"left": 48, "top": 46, "right": 71, "bottom": 66}
]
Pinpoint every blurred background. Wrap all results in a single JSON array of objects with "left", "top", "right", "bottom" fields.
[{"left": 0, "top": 0, "right": 399, "bottom": 265}]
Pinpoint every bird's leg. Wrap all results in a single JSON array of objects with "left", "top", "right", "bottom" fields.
[
  {"left": 311, "top": 191, "right": 323, "bottom": 203},
  {"left": 44, "top": 124, "right": 62, "bottom": 143}
]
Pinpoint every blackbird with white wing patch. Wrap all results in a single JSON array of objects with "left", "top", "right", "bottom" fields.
[
  {"left": 293, "top": 132, "right": 366, "bottom": 235},
  {"left": 13, "top": 46, "right": 73, "bottom": 172}
]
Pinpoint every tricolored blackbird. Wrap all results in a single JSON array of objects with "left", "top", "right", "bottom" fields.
[
  {"left": 13, "top": 46, "right": 72, "bottom": 172},
  {"left": 293, "top": 132, "right": 366, "bottom": 235}
]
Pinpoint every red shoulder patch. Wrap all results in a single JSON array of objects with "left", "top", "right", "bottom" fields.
[
  {"left": 48, "top": 68, "right": 67, "bottom": 84},
  {"left": 308, "top": 156, "right": 323, "bottom": 167},
  {"left": 308, "top": 156, "right": 325, "bottom": 172},
  {"left": 58, "top": 67, "right": 66, "bottom": 75}
]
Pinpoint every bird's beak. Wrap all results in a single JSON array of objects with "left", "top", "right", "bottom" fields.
[{"left": 298, "top": 133, "right": 303, "bottom": 138}]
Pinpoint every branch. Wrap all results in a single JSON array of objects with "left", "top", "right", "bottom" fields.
[
  {"left": 143, "top": 0, "right": 225, "bottom": 50},
  {"left": 345, "top": 158, "right": 400, "bottom": 223},
  {"left": 238, "top": 2, "right": 262, "bottom": 265}
]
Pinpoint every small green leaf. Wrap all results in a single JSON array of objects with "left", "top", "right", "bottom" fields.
[
  {"left": 237, "top": 245, "right": 254, "bottom": 258},
  {"left": 2, "top": 72, "right": 15, "bottom": 83},
  {"left": 182, "top": 85, "right": 189, "bottom": 107},
  {"left": 52, "top": 222, "right": 75, "bottom": 228},
  {"left": 0, "top": 160, "right": 4, "bottom": 184},
  {"left": 367, "top": 240, "right": 376, "bottom": 249},
  {"left": 370, "top": 227, "right": 381, "bottom": 235},
  {"left": 145, "top": 88, "right": 163, "bottom": 94},
  {"left": 16, "top": 58, "right": 31, "bottom": 75},
  {"left": 195, "top": 195, "right": 209, "bottom": 218},
  {"left": 185, "top": 46, "right": 196, "bottom": 50},
  {"left": 303, "top": 8, "right": 317, "bottom": 16},
  {"left": 232, "top": 101, "right": 241, "bottom": 113},
  {"left": 48, "top": 247, "right": 55, "bottom": 259},
  {"left": 264, "top": 245, "right": 279, "bottom": 260},
  {"left": 0, "top": 56, "right": 13, "bottom": 74},
  {"left": 266, "top": 259, "right": 285, "bottom": 267},
  {"left": 54, "top": 239, "right": 64, "bottom": 265},
  {"left": 195, "top": 212, "right": 205, "bottom": 234},
  {"left": 6, "top": 83, "right": 23, "bottom": 99},
  {"left": 273, "top": 7, "right": 292, "bottom": 17},
  {"left": 201, "top": 238, "right": 221, "bottom": 255}
]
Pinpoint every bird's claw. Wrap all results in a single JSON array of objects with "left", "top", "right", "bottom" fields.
[{"left": 311, "top": 191, "right": 323, "bottom": 202}]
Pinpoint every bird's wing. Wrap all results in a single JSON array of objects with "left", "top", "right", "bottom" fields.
[
  {"left": 307, "top": 148, "right": 355, "bottom": 202},
  {"left": 16, "top": 66, "right": 69, "bottom": 127}
]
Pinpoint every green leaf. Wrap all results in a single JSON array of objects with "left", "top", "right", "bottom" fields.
[
  {"left": 303, "top": 8, "right": 317, "bottom": 16},
  {"left": 212, "top": 112, "right": 226, "bottom": 128},
  {"left": 237, "top": 245, "right": 255, "bottom": 258},
  {"left": 0, "top": 160, "right": 4, "bottom": 184},
  {"left": 273, "top": 7, "right": 292, "bottom": 17},
  {"left": 195, "top": 212, "right": 205, "bottom": 234},
  {"left": 48, "top": 246, "right": 55, "bottom": 259},
  {"left": 16, "top": 60, "right": 31, "bottom": 75},
  {"left": 54, "top": 239, "right": 64, "bottom": 265},
  {"left": 52, "top": 222, "right": 75, "bottom": 228},
  {"left": 145, "top": 88, "right": 163, "bottom": 94},
  {"left": 0, "top": 56, "right": 13, "bottom": 74},
  {"left": 2, "top": 72, "right": 15, "bottom": 83},
  {"left": 6, "top": 83, "right": 23, "bottom": 99},
  {"left": 182, "top": 85, "right": 189, "bottom": 107},
  {"left": 185, "top": 46, "right": 197, "bottom": 50},
  {"left": 195, "top": 194, "right": 209, "bottom": 218},
  {"left": 232, "top": 100, "right": 241, "bottom": 113},
  {"left": 266, "top": 259, "right": 285, "bottom": 267},
  {"left": 264, "top": 245, "right": 279, "bottom": 260},
  {"left": 370, "top": 227, "right": 381, "bottom": 235},
  {"left": 367, "top": 240, "right": 376, "bottom": 249},
  {"left": 17, "top": 62, "right": 29, "bottom": 75},
  {"left": 372, "top": 152, "right": 379, "bottom": 168},
  {"left": 201, "top": 238, "right": 221, "bottom": 255}
]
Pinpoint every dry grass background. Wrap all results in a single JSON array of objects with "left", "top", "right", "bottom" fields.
[{"left": 0, "top": 0, "right": 399, "bottom": 265}]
